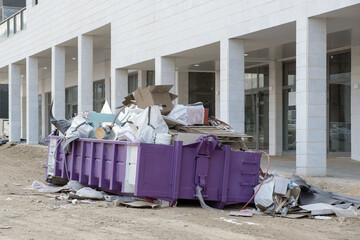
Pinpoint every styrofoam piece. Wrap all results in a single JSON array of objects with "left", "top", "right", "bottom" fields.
[
  {"left": 274, "top": 176, "right": 290, "bottom": 195},
  {"left": 123, "top": 144, "right": 139, "bottom": 193}
]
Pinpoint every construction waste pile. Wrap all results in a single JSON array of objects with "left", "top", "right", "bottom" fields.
[
  {"left": 247, "top": 173, "right": 360, "bottom": 219},
  {"left": 50, "top": 84, "right": 251, "bottom": 151},
  {"left": 32, "top": 84, "right": 360, "bottom": 221},
  {"left": 46, "top": 84, "right": 259, "bottom": 209}
]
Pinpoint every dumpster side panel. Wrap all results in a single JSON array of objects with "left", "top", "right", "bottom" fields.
[
  {"left": 227, "top": 151, "right": 261, "bottom": 202},
  {"left": 49, "top": 136, "right": 127, "bottom": 194},
  {"left": 177, "top": 146, "right": 197, "bottom": 199},
  {"left": 134, "top": 143, "right": 174, "bottom": 198},
  {"left": 177, "top": 146, "right": 225, "bottom": 201}
]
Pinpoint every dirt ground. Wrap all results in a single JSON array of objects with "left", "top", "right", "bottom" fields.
[{"left": 1, "top": 144, "right": 360, "bottom": 240}]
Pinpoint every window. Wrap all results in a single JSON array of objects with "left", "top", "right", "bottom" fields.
[
  {"left": 245, "top": 66, "right": 269, "bottom": 90},
  {"left": 245, "top": 66, "right": 270, "bottom": 150},
  {"left": 146, "top": 71, "right": 155, "bottom": 86},
  {"left": 0, "top": 84, "right": 8, "bottom": 118},
  {"left": 65, "top": 86, "right": 78, "bottom": 119},
  {"left": 7, "top": 18, "right": 14, "bottom": 36},
  {"left": 14, "top": 13, "right": 21, "bottom": 33},
  {"left": 328, "top": 51, "right": 351, "bottom": 153},
  {"left": 38, "top": 95, "right": 42, "bottom": 140},
  {"left": 33, "top": 0, "right": 39, "bottom": 6},
  {"left": 45, "top": 92, "right": 52, "bottom": 135},
  {"left": 282, "top": 62, "right": 296, "bottom": 151},
  {"left": 93, "top": 80, "right": 105, "bottom": 112},
  {"left": 21, "top": 9, "right": 26, "bottom": 30},
  {"left": 0, "top": 23, "right": 7, "bottom": 40},
  {"left": 128, "top": 73, "right": 138, "bottom": 94},
  {"left": 188, "top": 72, "right": 215, "bottom": 116}
]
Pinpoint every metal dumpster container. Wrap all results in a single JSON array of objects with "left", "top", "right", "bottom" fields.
[{"left": 46, "top": 135, "right": 261, "bottom": 209}]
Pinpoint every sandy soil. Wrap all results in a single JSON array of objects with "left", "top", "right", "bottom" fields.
[{"left": 0, "top": 144, "right": 360, "bottom": 240}]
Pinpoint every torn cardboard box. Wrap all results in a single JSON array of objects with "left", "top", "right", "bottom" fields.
[
  {"left": 123, "top": 85, "right": 177, "bottom": 115},
  {"left": 170, "top": 132, "right": 203, "bottom": 145}
]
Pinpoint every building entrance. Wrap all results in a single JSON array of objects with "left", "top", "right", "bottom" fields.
[
  {"left": 188, "top": 72, "right": 215, "bottom": 116},
  {"left": 328, "top": 51, "right": 351, "bottom": 154},
  {"left": 245, "top": 66, "right": 269, "bottom": 150}
]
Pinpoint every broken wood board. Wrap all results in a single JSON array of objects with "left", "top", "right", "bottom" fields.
[
  {"left": 118, "top": 200, "right": 159, "bottom": 209},
  {"left": 175, "top": 126, "right": 250, "bottom": 138},
  {"left": 279, "top": 213, "right": 312, "bottom": 219},
  {"left": 311, "top": 209, "right": 335, "bottom": 216},
  {"left": 229, "top": 210, "right": 253, "bottom": 217},
  {"left": 174, "top": 126, "right": 252, "bottom": 151}
]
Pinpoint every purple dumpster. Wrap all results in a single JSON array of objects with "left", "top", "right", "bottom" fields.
[{"left": 46, "top": 134, "right": 261, "bottom": 209}]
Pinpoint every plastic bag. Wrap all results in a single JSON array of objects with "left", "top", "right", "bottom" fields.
[
  {"left": 67, "top": 115, "right": 93, "bottom": 138},
  {"left": 254, "top": 177, "right": 275, "bottom": 209},
  {"left": 186, "top": 103, "right": 204, "bottom": 125},
  {"left": 167, "top": 104, "right": 188, "bottom": 125},
  {"left": 133, "top": 106, "right": 169, "bottom": 143},
  {"left": 75, "top": 187, "right": 104, "bottom": 200},
  {"left": 62, "top": 115, "right": 94, "bottom": 151},
  {"left": 331, "top": 206, "right": 359, "bottom": 218}
]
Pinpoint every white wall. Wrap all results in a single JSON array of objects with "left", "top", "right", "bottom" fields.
[
  {"left": 42, "top": 61, "right": 109, "bottom": 93},
  {"left": 1, "top": 0, "right": 359, "bottom": 70}
]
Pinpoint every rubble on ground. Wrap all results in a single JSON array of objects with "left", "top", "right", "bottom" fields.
[{"left": 28, "top": 83, "right": 360, "bottom": 221}]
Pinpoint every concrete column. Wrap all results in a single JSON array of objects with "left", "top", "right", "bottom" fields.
[
  {"left": 78, "top": 35, "right": 93, "bottom": 113},
  {"left": 351, "top": 45, "right": 360, "bottom": 161},
  {"left": 104, "top": 60, "right": 111, "bottom": 104},
  {"left": 51, "top": 46, "right": 65, "bottom": 119},
  {"left": 155, "top": 56, "right": 175, "bottom": 92},
  {"left": 111, "top": 68, "right": 128, "bottom": 113},
  {"left": 269, "top": 61, "right": 283, "bottom": 156},
  {"left": 174, "top": 71, "right": 179, "bottom": 104},
  {"left": 215, "top": 70, "right": 220, "bottom": 118},
  {"left": 26, "top": 56, "right": 39, "bottom": 144},
  {"left": 175, "top": 71, "right": 189, "bottom": 105},
  {"left": 41, "top": 80, "right": 46, "bottom": 140},
  {"left": 138, "top": 70, "right": 147, "bottom": 88},
  {"left": 296, "top": 17, "right": 327, "bottom": 176},
  {"left": 21, "top": 78, "right": 26, "bottom": 139},
  {"left": 8, "top": 64, "right": 21, "bottom": 142},
  {"left": 220, "top": 39, "right": 245, "bottom": 132}
]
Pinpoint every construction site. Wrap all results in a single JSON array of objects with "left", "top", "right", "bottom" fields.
[{"left": 1, "top": 0, "right": 360, "bottom": 239}]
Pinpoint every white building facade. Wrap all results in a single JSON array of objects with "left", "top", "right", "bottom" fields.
[{"left": 0, "top": 0, "right": 360, "bottom": 176}]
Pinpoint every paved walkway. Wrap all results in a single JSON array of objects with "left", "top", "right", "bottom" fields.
[{"left": 260, "top": 156, "right": 360, "bottom": 181}]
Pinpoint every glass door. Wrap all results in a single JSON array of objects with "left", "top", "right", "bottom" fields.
[
  {"left": 188, "top": 72, "right": 215, "bottom": 116},
  {"left": 245, "top": 93, "right": 257, "bottom": 149},
  {"left": 283, "top": 62, "right": 296, "bottom": 152},
  {"left": 328, "top": 51, "right": 351, "bottom": 154},
  {"left": 258, "top": 91, "right": 269, "bottom": 149},
  {"left": 245, "top": 66, "right": 269, "bottom": 150},
  {"left": 328, "top": 81, "right": 351, "bottom": 152}
]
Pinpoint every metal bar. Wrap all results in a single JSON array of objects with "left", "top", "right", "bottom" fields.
[
  {"left": 109, "top": 144, "right": 117, "bottom": 190},
  {"left": 170, "top": 141, "right": 183, "bottom": 206}
]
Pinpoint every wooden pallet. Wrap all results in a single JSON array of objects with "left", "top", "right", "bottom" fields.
[{"left": 174, "top": 126, "right": 252, "bottom": 151}]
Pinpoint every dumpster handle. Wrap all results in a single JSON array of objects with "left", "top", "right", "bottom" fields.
[
  {"left": 196, "top": 134, "right": 218, "bottom": 145},
  {"left": 195, "top": 134, "right": 218, "bottom": 157}
]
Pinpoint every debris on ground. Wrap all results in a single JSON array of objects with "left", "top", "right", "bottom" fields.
[
  {"left": 229, "top": 209, "right": 254, "bottom": 217},
  {"left": 29, "top": 179, "right": 157, "bottom": 208},
  {"left": 0, "top": 139, "right": 8, "bottom": 146},
  {"left": 219, "top": 217, "right": 260, "bottom": 226},
  {"left": 249, "top": 173, "right": 360, "bottom": 219},
  {"left": 35, "top": 83, "right": 360, "bottom": 223},
  {"left": 0, "top": 226, "right": 12, "bottom": 230}
]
